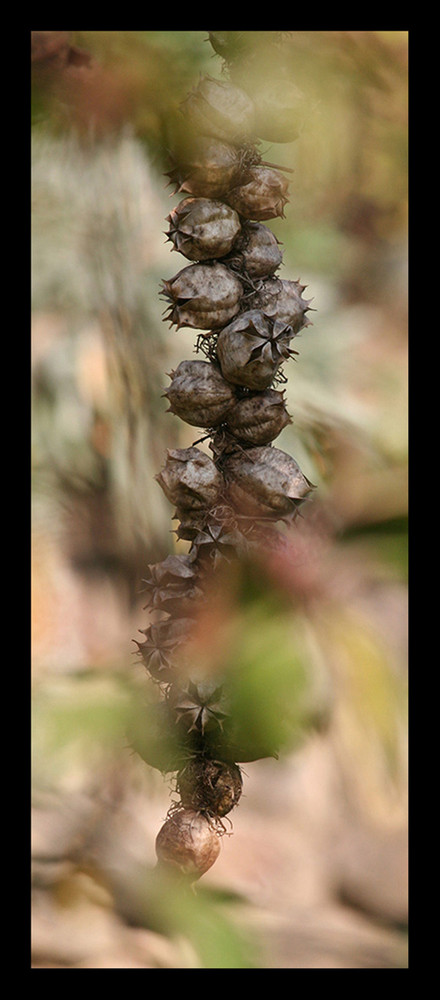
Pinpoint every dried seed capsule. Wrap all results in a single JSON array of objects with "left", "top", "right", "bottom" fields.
[
  {"left": 142, "top": 554, "right": 204, "bottom": 616},
  {"left": 225, "top": 389, "right": 291, "bottom": 445},
  {"left": 216, "top": 309, "right": 296, "bottom": 390},
  {"left": 247, "top": 276, "right": 313, "bottom": 333},
  {"left": 166, "top": 197, "right": 241, "bottom": 262},
  {"left": 177, "top": 759, "right": 243, "bottom": 817},
  {"left": 164, "top": 360, "right": 237, "bottom": 428},
  {"left": 155, "top": 809, "right": 221, "bottom": 879},
  {"left": 135, "top": 616, "right": 194, "bottom": 680},
  {"left": 161, "top": 262, "right": 243, "bottom": 330},
  {"left": 156, "top": 446, "right": 224, "bottom": 512},
  {"left": 167, "top": 135, "right": 244, "bottom": 199},
  {"left": 223, "top": 445, "right": 314, "bottom": 519},
  {"left": 167, "top": 678, "right": 230, "bottom": 737},
  {"left": 226, "top": 221, "right": 283, "bottom": 278},
  {"left": 225, "top": 165, "right": 290, "bottom": 221},
  {"left": 181, "top": 75, "right": 256, "bottom": 144}
]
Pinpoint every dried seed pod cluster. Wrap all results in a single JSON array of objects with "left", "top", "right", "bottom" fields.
[{"left": 134, "top": 33, "right": 316, "bottom": 881}]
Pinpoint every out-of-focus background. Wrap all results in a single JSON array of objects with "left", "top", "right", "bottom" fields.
[{"left": 31, "top": 30, "right": 408, "bottom": 969}]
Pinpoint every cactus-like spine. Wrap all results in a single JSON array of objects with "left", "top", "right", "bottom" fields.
[{"left": 134, "top": 32, "right": 316, "bottom": 880}]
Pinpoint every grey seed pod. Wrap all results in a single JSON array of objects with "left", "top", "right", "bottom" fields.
[
  {"left": 216, "top": 309, "right": 296, "bottom": 390},
  {"left": 223, "top": 445, "right": 314, "bottom": 519},
  {"left": 166, "top": 197, "right": 241, "bottom": 262},
  {"left": 164, "top": 359, "right": 237, "bottom": 428},
  {"left": 225, "top": 389, "right": 292, "bottom": 445},
  {"left": 180, "top": 75, "right": 256, "bottom": 144},
  {"left": 166, "top": 136, "right": 243, "bottom": 199},
  {"left": 226, "top": 221, "right": 283, "bottom": 278},
  {"left": 247, "top": 276, "right": 313, "bottom": 333},
  {"left": 161, "top": 262, "right": 243, "bottom": 330},
  {"left": 225, "top": 165, "right": 290, "bottom": 221},
  {"left": 156, "top": 446, "right": 224, "bottom": 512}
]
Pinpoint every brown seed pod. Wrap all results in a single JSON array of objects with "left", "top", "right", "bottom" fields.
[
  {"left": 167, "top": 678, "right": 230, "bottom": 737},
  {"left": 180, "top": 75, "right": 256, "bottom": 144},
  {"left": 177, "top": 758, "right": 243, "bottom": 817},
  {"left": 155, "top": 809, "right": 221, "bottom": 879},
  {"left": 225, "top": 389, "right": 292, "bottom": 445},
  {"left": 223, "top": 445, "right": 314, "bottom": 519},
  {"left": 161, "top": 262, "right": 243, "bottom": 330},
  {"left": 166, "top": 135, "right": 244, "bottom": 200},
  {"left": 226, "top": 221, "right": 283, "bottom": 278},
  {"left": 225, "top": 165, "right": 290, "bottom": 221},
  {"left": 156, "top": 446, "right": 224, "bottom": 512},
  {"left": 247, "top": 276, "right": 313, "bottom": 333},
  {"left": 135, "top": 616, "right": 194, "bottom": 681},
  {"left": 164, "top": 360, "right": 237, "bottom": 428},
  {"left": 166, "top": 197, "right": 242, "bottom": 262},
  {"left": 216, "top": 309, "right": 296, "bottom": 390}
]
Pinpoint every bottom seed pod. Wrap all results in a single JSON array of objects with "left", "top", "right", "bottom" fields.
[
  {"left": 177, "top": 758, "right": 243, "bottom": 817},
  {"left": 155, "top": 808, "right": 221, "bottom": 879}
]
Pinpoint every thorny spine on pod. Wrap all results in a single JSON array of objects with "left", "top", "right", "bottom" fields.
[{"left": 133, "top": 32, "right": 317, "bottom": 880}]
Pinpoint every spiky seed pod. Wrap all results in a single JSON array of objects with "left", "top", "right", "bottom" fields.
[
  {"left": 190, "top": 521, "right": 248, "bottom": 567},
  {"left": 156, "top": 446, "right": 224, "bottom": 512},
  {"left": 135, "top": 617, "right": 194, "bottom": 681},
  {"left": 177, "top": 759, "right": 243, "bottom": 817},
  {"left": 155, "top": 809, "right": 221, "bottom": 879},
  {"left": 141, "top": 553, "right": 203, "bottom": 615},
  {"left": 225, "top": 165, "right": 290, "bottom": 221},
  {"left": 216, "top": 309, "right": 296, "bottom": 390},
  {"left": 247, "top": 276, "right": 313, "bottom": 333},
  {"left": 180, "top": 75, "right": 256, "bottom": 144},
  {"left": 223, "top": 445, "right": 314, "bottom": 519},
  {"left": 166, "top": 197, "right": 242, "bottom": 262},
  {"left": 226, "top": 221, "right": 283, "bottom": 278},
  {"left": 164, "top": 360, "right": 237, "bottom": 428},
  {"left": 225, "top": 388, "right": 292, "bottom": 445},
  {"left": 166, "top": 135, "right": 244, "bottom": 199},
  {"left": 143, "top": 553, "right": 198, "bottom": 589},
  {"left": 161, "top": 262, "right": 243, "bottom": 331},
  {"left": 167, "top": 678, "right": 230, "bottom": 737}
]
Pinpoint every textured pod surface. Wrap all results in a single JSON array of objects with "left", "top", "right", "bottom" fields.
[
  {"left": 216, "top": 309, "right": 296, "bottom": 390},
  {"left": 155, "top": 809, "right": 220, "bottom": 879},
  {"left": 164, "top": 360, "right": 237, "bottom": 428},
  {"left": 223, "top": 445, "right": 314, "bottom": 518},
  {"left": 136, "top": 616, "right": 194, "bottom": 680},
  {"left": 156, "top": 446, "right": 224, "bottom": 511},
  {"left": 225, "top": 389, "right": 291, "bottom": 445},
  {"left": 226, "top": 221, "right": 283, "bottom": 278},
  {"left": 181, "top": 75, "right": 255, "bottom": 144},
  {"left": 225, "top": 166, "right": 290, "bottom": 221},
  {"left": 162, "top": 262, "right": 243, "bottom": 330},
  {"left": 248, "top": 277, "right": 313, "bottom": 333},
  {"left": 166, "top": 197, "right": 241, "bottom": 262},
  {"left": 167, "top": 678, "right": 230, "bottom": 737},
  {"left": 168, "top": 136, "right": 243, "bottom": 199},
  {"left": 177, "top": 759, "right": 243, "bottom": 817}
]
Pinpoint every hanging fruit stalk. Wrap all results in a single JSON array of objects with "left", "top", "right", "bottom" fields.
[{"left": 133, "top": 31, "right": 315, "bottom": 882}]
